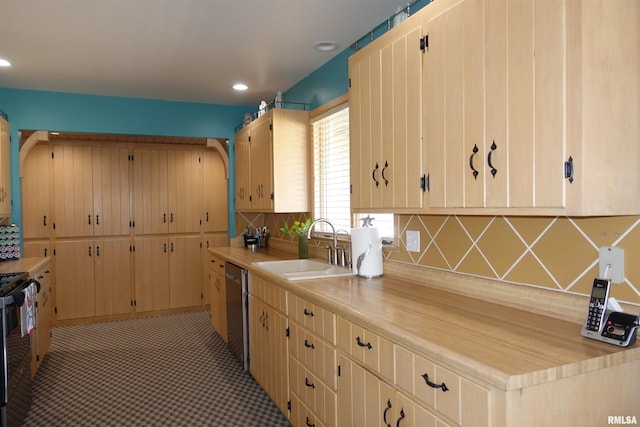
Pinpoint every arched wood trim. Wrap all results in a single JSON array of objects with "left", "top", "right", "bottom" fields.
[
  {"left": 207, "top": 138, "right": 230, "bottom": 179},
  {"left": 19, "top": 130, "right": 49, "bottom": 178}
]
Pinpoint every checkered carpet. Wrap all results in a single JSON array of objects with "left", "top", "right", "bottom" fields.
[{"left": 23, "top": 311, "right": 290, "bottom": 426}]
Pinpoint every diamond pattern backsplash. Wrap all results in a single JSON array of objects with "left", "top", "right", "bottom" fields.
[
  {"left": 238, "top": 213, "right": 640, "bottom": 307},
  {"left": 391, "top": 215, "right": 640, "bottom": 306}
]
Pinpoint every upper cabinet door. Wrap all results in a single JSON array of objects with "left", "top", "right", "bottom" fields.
[
  {"left": 133, "top": 148, "right": 169, "bottom": 234},
  {"left": 234, "top": 128, "right": 252, "bottom": 211},
  {"left": 167, "top": 149, "right": 203, "bottom": 233},
  {"left": 250, "top": 117, "right": 273, "bottom": 212},
  {"left": 0, "top": 117, "right": 11, "bottom": 218},
  {"left": 53, "top": 145, "right": 94, "bottom": 237},
  {"left": 22, "top": 144, "right": 52, "bottom": 239},
  {"left": 92, "top": 147, "right": 131, "bottom": 236},
  {"left": 349, "top": 18, "right": 423, "bottom": 210},
  {"left": 203, "top": 150, "right": 228, "bottom": 233}
]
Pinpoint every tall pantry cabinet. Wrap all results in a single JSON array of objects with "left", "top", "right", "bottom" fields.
[{"left": 21, "top": 138, "right": 229, "bottom": 324}]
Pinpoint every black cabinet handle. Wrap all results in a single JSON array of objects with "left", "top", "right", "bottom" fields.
[
  {"left": 305, "top": 417, "right": 315, "bottom": 427},
  {"left": 487, "top": 140, "right": 497, "bottom": 178},
  {"left": 88, "top": 246, "right": 92, "bottom": 256},
  {"left": 96, "top": 245, "right": 100, "bottom": 257},
  {"left": 469, "top": 144, "right": 479, "bottom": 180},
  {"left": 303, "top": 308, "right": 314, "bottom": 317},
  {"left": 163, "top": 243, "right": 167, "bottom": 253},
  {"left": 88, "top": 214, "right": 92, "bottom": 225},
  {"left": 304, "top": 339, "right": 315, "bottom": 349},
  {"left": 382, "top": 160, "right": 389, "bottom": 187},
  {"left": 396, "top": 408, "right": 406, "bottom": 427},
  {"left": 43, "top": 215, "right": 47, "bottom": 226},
  {"left": 356, "top": 336, "right": 372, "bottom": 349},
  {"left": 422, "top": 373, "right": 449, "bottom": 392},
  {"left": 304, "top": 377, "right": 315, "bottom": 389},
  {"left": 383, "top": 399, "right": 392, "bottom": 427},
  {"left": 163, "top": 213, "right": 167, "bottom": 223},
  {"left": 96, "top": 214, "right": 100, "bottom": 225},
  {"left": 372, "top": 162, "right": 380, "bottom": 188}
]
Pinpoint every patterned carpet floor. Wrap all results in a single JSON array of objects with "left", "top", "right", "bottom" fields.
[{"left": 23, "top": 311, "right": 291, "bottom": 426}]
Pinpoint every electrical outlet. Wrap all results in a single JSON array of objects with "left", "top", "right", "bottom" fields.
[
  {"left": 599, "top": 246, "right": 624, "bottom": 284},
  {"left": 406, "top": 230, "right": 420, "bottom": 253}
]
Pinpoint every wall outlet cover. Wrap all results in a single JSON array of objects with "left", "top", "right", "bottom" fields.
[
  {"left": 599, "top": 246, "right": 624, "bottom": 284},
  {"left": 406, "top": 230, "right": 420, "bottom": 253}
]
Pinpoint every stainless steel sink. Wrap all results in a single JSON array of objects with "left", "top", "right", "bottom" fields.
[{"left": 252, "top": 259, "right": 355, "bottom": 281}]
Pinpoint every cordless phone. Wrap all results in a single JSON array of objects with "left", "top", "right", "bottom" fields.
[
  {"left": 581, "top": 278, "right": 640, "bottom": 347},
  {"left": 582, "top": 278, "right": 610, "bottom": 334}
]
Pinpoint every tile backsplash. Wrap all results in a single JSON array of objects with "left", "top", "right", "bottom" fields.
[{"left": 236, "top": 212, "right": 640, "bottom": 307}]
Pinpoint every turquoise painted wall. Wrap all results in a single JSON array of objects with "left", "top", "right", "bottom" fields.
[{"left": 0, "top": 88, "right": 250, "bottom": 237}]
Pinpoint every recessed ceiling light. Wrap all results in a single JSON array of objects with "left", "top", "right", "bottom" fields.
[
  {"left": 0, "top": 59, "right": 11, "bottom": 67},
  {"left": 314, "top": 41, "right": 338, "bottom": 52},
  {"left": 233, "top": 83, "right": 248, "bottom": 91}
]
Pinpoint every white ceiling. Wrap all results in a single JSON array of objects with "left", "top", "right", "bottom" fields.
[{"left": 0, "top": 0, "right": 403, "bottom": 106}]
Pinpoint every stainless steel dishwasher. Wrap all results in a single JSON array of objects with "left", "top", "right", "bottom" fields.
[{"left": 225, "top": 262, "right": 249, "bottom": 371}]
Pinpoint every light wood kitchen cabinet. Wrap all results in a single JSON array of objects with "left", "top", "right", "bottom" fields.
[
  {"left": 234, "top": 108, "right": 309, "bottom": 213},
  {"left": 207, "top": 252, "right": 226, "bottom": 341},
  {"left": 168, "top": 235, "right": 202, "bottom": 309},
  {"left": 203, "top": 150, "right": 228, "bottom": 233},
  {"left": 338, "top": 354, "right": 442, "bottom": 427},
  {"left": 134, "top": 236, "right": 170, "bottom": 313},
  {"left": 352, "top": 0, "right": 640, "bottom": 215},
  {"left": 349, "top": 18, "right": 423, "bottom": 211},
  {"left": 54, "top": 238, "right": 132, "bottom": 320},
  {"left": 133, "top": 148, "right": 203, "bottom": 234},
  {"left": 0, "top": 116, "right": 11, "bottom": 218},
  {"left": 248, "top": 274, "right": 289, "bottom": 416},
  {"left": 288, "top": 294, "right": 338, "bottom": 427},
  {"left": 22, "top": 144, "right": 52, "bottom": 239},
  {"left": 31, "top": 260, "right": 53, "bottom": 378},
  {"left": 53, "top": 145, "right": 131, "bottom": 237}
]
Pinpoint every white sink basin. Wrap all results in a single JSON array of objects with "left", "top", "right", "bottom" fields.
[{"left": 252, "top": 259, "right": 355, "bottom": 281}]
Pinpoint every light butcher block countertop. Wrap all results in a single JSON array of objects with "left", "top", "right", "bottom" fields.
[
  {"left": 210, "top": 246, "right": 640, "bottom": 392},
  {"left": 0, "top": 257, "right": 50, "bottom": 276}
]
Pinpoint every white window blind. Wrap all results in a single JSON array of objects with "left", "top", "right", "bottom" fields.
[
  {"left": 312, "top": 105, "right": 395, "bottom": 243},
  {"left": 312, "top": 106, "right": 351, "bottom": 233}
]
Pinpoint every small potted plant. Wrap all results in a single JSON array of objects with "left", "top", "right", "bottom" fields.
[{"left": 280, "top": 218, "right": 312, "bottom": 259}]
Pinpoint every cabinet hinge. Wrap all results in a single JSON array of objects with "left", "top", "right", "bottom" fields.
[
  {"left": 54, "top": 306, "right": 57, "bottom": 314},
  {"left": 286, "top": 327, "right": 290, "bottom": 338},
  {"left": 36, "top": 354, "right": 39, "bottom": 362},
  {"left": 287, "top": 400, "right": 291, "bottom": 412},
  {"left": 420, "top": 34, "right": 429, "bottom": 52},
  {"left": 564, "top": 156, "right": 574, "bottom": 183},
  {"left": 420, "top": 173, "right": 430, "bottom": 192},
  {"left": 338, "top": 364, "right": 341, "bottom": 377},
  {"left": 348, "top": 78, "right": 351, "bottom": 88},
  {"left": 51, "top": 151, "right": 55, "bottom": 159},
  {"left": 53, "top": 248, "right": 56, "bottom": 256},
  {"left": 269, "top": 123, "right": 273, "bottom": 131},
  {"left": 248, "top": 136, "right": 251, "bottom": 143}
]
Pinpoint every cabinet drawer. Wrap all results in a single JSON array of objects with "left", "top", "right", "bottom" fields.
[
  {"left": 395, "top": 345, "right": 491, "bottom": 427},
  {"left": 31, "top": 262, "right": 52, "bottom": 287},
  {"left": 288, "top": 293, "right": 336, "bottom": 345},
  {"left": 249, "top": 274, "right": 287, "bottom": 313},
  {"left": 290, "top": 357, "right": 337, "bottom": 427},
  {"left": 289, "top": 322, "right": 337, "bottom": 390},
  {"left": 337, "top": 317, "right": 394, "bottom": 383},
  {"left": 207, "top": 253, "right": 225, "bottom": 275}
]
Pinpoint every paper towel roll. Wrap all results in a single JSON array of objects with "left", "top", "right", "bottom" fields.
[{"left": 351, "top": 227, "right": 383, "bottom": 278}]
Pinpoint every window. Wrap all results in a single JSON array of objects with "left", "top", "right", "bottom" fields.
[{"left": 312, "top": 102, "right": 395, "bottom": 243}]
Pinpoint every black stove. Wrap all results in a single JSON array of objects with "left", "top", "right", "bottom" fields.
[{"left": 0, "top": 273, "right": 28, "bottom": 297}]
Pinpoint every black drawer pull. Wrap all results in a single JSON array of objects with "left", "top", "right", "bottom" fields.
[
  {"left": 383, "top": 399, "right": 392, "bottom": 427},
  {"left": 305, "top": 417, "right": 315, "bottom": 427},
  {"left": 304, "top": 377, "right": 315, "bottom": 389},
  {"left": 303, "top": 308, "right": 314, "bottom": 317},
  {"left": 422, "top": 373, "right": 449, "bottom": 392},
  {"left": 356, "top": 336, "right": 372, "bottom": 349},
  {"left": 304, "top": 339, "right": 315, "bottom": 349},
  {"left": 396, "top": 408, "right": 405, "bottom": 427}
]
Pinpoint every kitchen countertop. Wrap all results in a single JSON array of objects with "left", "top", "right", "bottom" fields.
[
  {"left": 0, "top": 257, "right": 50, "bottom": 276},
  {"left": 210, "top": 246, "right": 640, "bottom": 391}
]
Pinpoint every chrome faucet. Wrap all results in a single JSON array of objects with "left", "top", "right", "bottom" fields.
[
  {"left": 307, "top": 218, "right": 338, "bottom": 265},
  {"left": 335, "top": 229, "right": 351, "bottom": 268}
]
